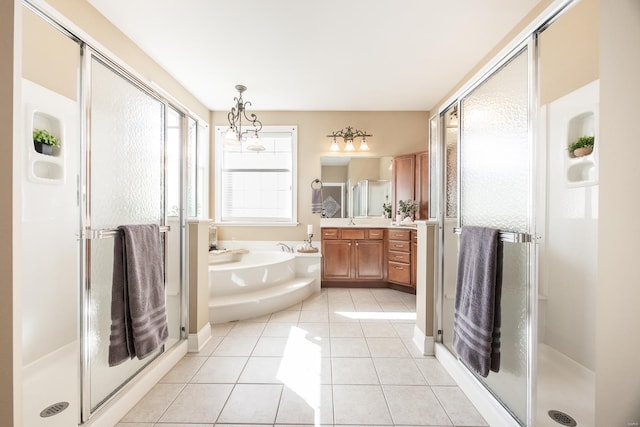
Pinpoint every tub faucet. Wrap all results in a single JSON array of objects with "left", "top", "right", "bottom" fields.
[{"left": 277, "top": 243, "right": 293, "bottom": 253}]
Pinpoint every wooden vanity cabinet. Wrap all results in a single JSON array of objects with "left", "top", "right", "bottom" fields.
[
  {"left": 321, "top": 228, "right": 385, "bottom": 284},
  {"left": 387, "top": 228, "right": 413, "bottom": 288},
  {"left": 410, "top": 230, "right": 417, "bottom": 287}
]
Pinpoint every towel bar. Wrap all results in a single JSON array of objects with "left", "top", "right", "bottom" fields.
[
  {"left": 453, "top": 227, "right": 532, "bottom": 243},
  {"left": 88, "top": 225, "right": 171, "bottom": 240}
]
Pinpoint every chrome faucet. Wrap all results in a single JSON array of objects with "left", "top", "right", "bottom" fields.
[
  {"left": 277, "top": 242, "right": 293, "bottom": 253},
  {"left": 348, "top": 216, "right": 356, "bottom": 226}
]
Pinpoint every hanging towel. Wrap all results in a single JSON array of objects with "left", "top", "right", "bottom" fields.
[
  {"left": 109, "top": 224, "right": 168, "bottom": 366},
  {"left": 311, "top": 187, "right": 323, "bottom": 213},
  {"left": 452, "top": 226, "right": 503, "bottom": 377}
]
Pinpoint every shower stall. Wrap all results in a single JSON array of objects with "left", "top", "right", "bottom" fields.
[
  {"left": 20, "top": 4, "right": 208, "bottom": 425},
  {"left": 433, "top": 1, "right": 597, "bottom": 426}
]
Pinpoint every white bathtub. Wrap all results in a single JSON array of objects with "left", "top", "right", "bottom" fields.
[{"left": 208, "top": 250, "right": 320, "bottom": 323}]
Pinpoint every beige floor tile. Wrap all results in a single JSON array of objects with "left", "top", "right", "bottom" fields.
[
  {"left": 298, "top": 310, "right": 329, "bottom": 322},
  {"left": 432, "top": 386, "right": 488, "bottom": 426},
  {"left": 191, "top": 356, "right": 248, "bottom": 383},
  {"left": 361, "top": 322, "right": 398, "bottom": 338},
  {"left": 414, "top": 357, "right": 458, "bottom": 385},
  {"left": 276, "top": 384, "right": 333, "bottom": 424},
  {"left": 366, "top": 337, "right": 411, "bottom": 358},
  {"left": 383, "top": 385, "right": 452, "bottom": 426},
  {"left": 252, "top": 337, "right": 289, "bottom": 357},
  {"left": 120, "top": 383, "right": 184, "bottom": 423},
  {"left": 269, "top": 310, "right": 301, "bottom": 323},
  {"left": 330, "top": 322, "right": 364, "bottom": 338},
  {"left": 159, "top": 383, "right": 233, "bottom": 424},
  {"left": 330, "top": 338, "right": 370, "bottom": 357},
  {"left": 153, "top": 424, "right": 212, "bottom": 426},
  {"left": 217, "top": 384, "right": 283, "bottom": 424},
  {"left": 391, "top": 322, "right": 416, "bottom": 338},
  {"left": 212, "top": 336, "right": 259, "bottom": 356},
  {"left": 329, "top": 311, "right": 361, "bottom": 323},
  {"left": 114, "top": 423, "right": 154, "bottom": 427},
  {"left": 373, "top": 357, "right": 426, "bottom": 385},
  {"left": 238, "top": 357, "right": 284, "bottom": 384},
  {"left": 261, "top": 322, "right": 298, "bottom": 337},
  {"left": 226, "top": 322, "right": 266, "bottom": 336},
  {"left": 297, "top": 322, "right": 330, "bottom": 338},
  {"left": 210, "top": 323, "right": 235, "bottom": 337},
  {"left": 332, "top": 384, "right": 392, "bottom": 425},
  {"left": 331, "top": 357, "right": 379, "bottom": 385},
  {"left": 379, "top": 301, "right": 413, "bottom": 312},
  {"left": 159, "top": 356, "right": 207, "bottom": 383},
  {"left": 185, "top": 336, "right": 223, "bottom": 357},
  {"left": 301, "top": 300, "right": 329, "bottom": 311}
]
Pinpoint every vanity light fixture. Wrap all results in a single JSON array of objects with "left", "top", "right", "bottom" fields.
[
  {"left": 224, "top": 84, "right": 264, "bottom": 151},
  {"left": 327, "top": 126, "right": 372, "bottom": 152}
]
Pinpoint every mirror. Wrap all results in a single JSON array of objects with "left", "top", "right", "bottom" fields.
[{"left": 320, "top": 156, "right": 393, "bottom": 218}]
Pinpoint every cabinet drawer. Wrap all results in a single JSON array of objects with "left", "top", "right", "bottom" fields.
[
  {"left": 388, "top": 229, "right": 411, "bottom": 241},
  {"left": 388, "top": 261, "right": 411, "bottom": 284},
  {"left": 367, "top": 228, "right": 385, "bottom": 240},
  {"left": 388, "top": 240, "right": 410, "bottom": 252},
  {"left": 322, "top": 228, "right": 340, "bottom": 239},
  {"left": 388, "top": 251, "right": 410, "bottom": 263},
  {"left": 341, "top": 229, "right": 366, "bottom": 240}
]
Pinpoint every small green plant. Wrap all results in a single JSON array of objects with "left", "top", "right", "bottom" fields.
[
  {"left": 568, "top": 135, "right": 594, "bottom": 154},
  {"left": 382, "top": 196, "right": 392, "bottom": 218},
  {"left": 33, "top": 129, "right": 60, "bottom": 147},
  {"left": 398, "top": 199, "right": 418, "bottom": 217}
]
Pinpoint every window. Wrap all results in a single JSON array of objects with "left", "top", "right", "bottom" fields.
[{"left": 215, "top": 126, "right": 297, "bottom": 225}]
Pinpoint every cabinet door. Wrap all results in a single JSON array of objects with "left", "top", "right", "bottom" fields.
[
  {"left": 322, "top": 239, "right": 352, "bottom": 280},
  {"left": 354, "top": 240, "right": 384, "bottom": 280},
  {"left": 392, "top": 154, "right": 415, "bottom": 219},
  {"left": 415, "top": 151, "right": 429, "bottom": 219}
]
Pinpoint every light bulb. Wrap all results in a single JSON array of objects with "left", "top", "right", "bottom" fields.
[
  {"left": 246, "top": 133, "right": 265, "bottom": 151},
  {"left": 344, "top": 138, "right": 355, "bottom": 151},
  {"left": 224, "top": 128, "right": 239, "bottom": 144},
  {"left": 330, "top": 138, "right": 340, "bottom": 151},
  {"left": 359, "top": 137, "right": 369, "bottom": 151}
]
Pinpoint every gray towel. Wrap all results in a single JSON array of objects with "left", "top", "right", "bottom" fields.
[
  {"left": 453, "top": 226, "right": 503, "bottom": 377},
  {"left": 109, "top": 224, "right": 168, "bottom": 366},
  {"left": 311, "top": 187, "right": 323, "bottom": 213}
]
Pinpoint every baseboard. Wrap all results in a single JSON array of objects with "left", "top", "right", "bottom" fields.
[
  {"left": 412, "top": 325, "right": 435, "bottom": 356},
  {"left": 85, "top": 340, "right": 188, "bottom": 427},
  {"left": 435, "top": 343, "right": 520, "bottom": 427},
  {"left": 188, "top": 323, "right": 212, "bottom": 352}
]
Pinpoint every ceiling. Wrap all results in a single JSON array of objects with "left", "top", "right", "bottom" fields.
[{"left": 88, "top": 0, "right": 540, "bottom": 112}]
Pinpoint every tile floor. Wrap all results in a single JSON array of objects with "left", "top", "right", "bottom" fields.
[{"left": 116, "top": 288, "right": 487, "bottom": 427}]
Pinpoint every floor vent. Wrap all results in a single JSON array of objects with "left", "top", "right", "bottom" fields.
[
  {"left": 40, "top": 402, "right": 69, "bottom": 418},
  {"left": 548, "top": 409, "right": 577, "bottom": 426}
]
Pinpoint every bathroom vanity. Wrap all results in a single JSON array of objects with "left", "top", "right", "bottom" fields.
[{"left": 321, "top": 224, "right": 421, "bottom": 293}]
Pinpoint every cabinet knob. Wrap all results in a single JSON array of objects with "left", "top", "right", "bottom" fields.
[{"left": 394, "top": 266, "right": 404, "bottom": 270}]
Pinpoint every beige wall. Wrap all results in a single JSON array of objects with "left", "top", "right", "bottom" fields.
[
  {"left": 598, "top": 1, "right": 640, "bottom": 424},
  {"left": 349, "top": 157, "right": 382, "bottom": 183},
  {"left": 42, "top": 0, "right": 208, "bottom": 119},
  {"left": 22, "top": 7, "right": 79, "bottom": 100},
  {"left": 188, "top": 221, "right": 210, "bottom": 333},
  {"left": 2, "top": 1, "right": 19, "bottom": 425},
  {"left": 210, "top": 110, "right": 429, "bottom": 242},
  {"left": 539, "top": 0, "right": 599, "bottom": 105}
]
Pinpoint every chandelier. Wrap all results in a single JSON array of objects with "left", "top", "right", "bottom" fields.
[
  {"left": 224, "top": 84, "right": 264, "bottom": 151},
  {"left": 327, "top": 126, "right": 372, "bottom": 152}
]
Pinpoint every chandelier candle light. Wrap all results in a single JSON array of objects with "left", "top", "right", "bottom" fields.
[
  {"left": 327, "top": 126, "right": 372, "bottom": 152},
  {"left": 224, "top": 84, "right": 264, "bottom": 151}
]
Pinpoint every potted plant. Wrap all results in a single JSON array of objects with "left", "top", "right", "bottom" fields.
[
  {"left": 568, "top": 135, "right": 594, "bottom": 158},
  {"left": 398, "top": 199, "right": 418, "bottom": 220},
  {"left": 33, "top": 128, "right": 60, "bottom": 155},
  {"left": 382, "top": 196, "right": 392, "bottom": 219}
]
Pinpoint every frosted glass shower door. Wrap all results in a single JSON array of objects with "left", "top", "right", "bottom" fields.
[
  {"left": 86, "top": 57, "right": 165, "bottom": 412},
  {"left": 458, "top": 48, "right": 531, "bottom": 424}
]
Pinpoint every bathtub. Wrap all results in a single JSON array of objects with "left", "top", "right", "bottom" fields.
[{"left": 208, "top": 249, "right": 320, "bottom": 323}]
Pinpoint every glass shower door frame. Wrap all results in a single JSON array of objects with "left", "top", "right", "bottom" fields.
[
  {"left": 435, "top": 38, "right": 539, "bottom": 426},
  {"left": 79, "top": 47, "right": 188, "bottom": 422}
]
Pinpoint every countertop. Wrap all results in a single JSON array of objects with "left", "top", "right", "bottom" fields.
[{"left": 320, "top": 218, "right": 438, "bottom": 229}]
